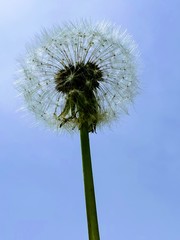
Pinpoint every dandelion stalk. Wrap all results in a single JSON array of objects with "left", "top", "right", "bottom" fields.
[
  {"left": 80, "top": 123, "right": 100, "bottom": 240},
  {"left": 15, "top": 20, "right": 139, "bottom": 240}
]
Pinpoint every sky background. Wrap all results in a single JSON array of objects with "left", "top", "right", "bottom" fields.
[{"left": 0, "top": 0, "right": 180, "bottom": 239}]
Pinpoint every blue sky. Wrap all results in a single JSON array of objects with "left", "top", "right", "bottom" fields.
[{"left": 0, "top": 0, "right": 180, "bottom": 239}]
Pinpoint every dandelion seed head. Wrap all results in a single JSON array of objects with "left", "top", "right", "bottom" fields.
[{"left": 15, "top": 20, "right": 139, "bottom": 133}]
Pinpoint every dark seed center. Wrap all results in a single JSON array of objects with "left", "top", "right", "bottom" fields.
[{"left": 54, "top": 61, "right": 102, "bottom": 93}]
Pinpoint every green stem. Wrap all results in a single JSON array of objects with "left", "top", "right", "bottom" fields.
[{"left": 80, "top": 124, "right": 100, "bottom": 240}]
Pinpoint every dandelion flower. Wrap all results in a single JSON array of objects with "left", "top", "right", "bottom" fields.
[
  {"left": 16, "top": 20, "right": 139, "bottom": 133},
  {"left": 15, "top": 20, "right": 139, "bottom": 240}
]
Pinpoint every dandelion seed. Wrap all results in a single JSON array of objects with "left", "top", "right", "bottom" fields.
[{"left": 15, "top": 20, "right": 139, "bottom": 133}]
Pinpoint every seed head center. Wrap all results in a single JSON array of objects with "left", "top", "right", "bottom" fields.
[{"left": 54, "top": 61, "right": 103, "bottom": 93}]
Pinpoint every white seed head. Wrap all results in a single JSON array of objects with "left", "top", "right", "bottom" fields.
[{"left": 15, "top": 20, "right": 140, "bottom": 132}]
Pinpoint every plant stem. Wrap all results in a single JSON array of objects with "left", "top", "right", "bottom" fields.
[{"left": 80, "top": 124, "right": 100, "bottom": 240}]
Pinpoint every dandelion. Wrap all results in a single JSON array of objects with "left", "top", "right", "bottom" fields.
[{"left": 15, "top": 20, "right": 139, "bottom": 240}]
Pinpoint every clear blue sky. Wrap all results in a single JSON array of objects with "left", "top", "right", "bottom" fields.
[{"left": 0, "top": 0, "right": 180, "bottom": 239}]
